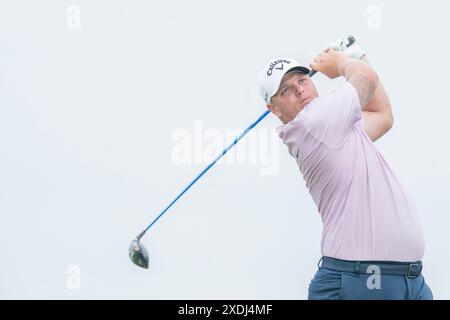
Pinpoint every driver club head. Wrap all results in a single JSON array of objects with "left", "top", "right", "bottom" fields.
[{"left": 129, "top": 239, "right": 149, "bottom": 269}]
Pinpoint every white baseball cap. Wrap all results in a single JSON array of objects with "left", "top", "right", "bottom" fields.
[{"left": 259, "top": 57, "right": 310, "bottom": 103}]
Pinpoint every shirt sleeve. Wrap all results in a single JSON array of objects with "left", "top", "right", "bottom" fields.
[
  {"left": 276, "top": 117, "right": 312, "bottom": 159},
  {"left": 300, "top": 82, "right": 362, "bottom": 148}
]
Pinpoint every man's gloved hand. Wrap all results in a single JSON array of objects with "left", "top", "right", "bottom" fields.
[{"left": 322, "top": 36, "right": 366, "bottom": 60}]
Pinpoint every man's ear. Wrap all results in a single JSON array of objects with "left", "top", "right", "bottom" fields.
[
  {"left": 267, "top": 102, "right": 282, "bottom": 118},
  {"left": 267, "top": 102, "right": 286, "bottom": 123},
  {"left": 266, "top": 102, "right": 276, "bottom": 114}
]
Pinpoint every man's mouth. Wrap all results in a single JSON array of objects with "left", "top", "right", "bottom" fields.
[{"left": 300, "top": 97, "right": 311, "bottom": 106}]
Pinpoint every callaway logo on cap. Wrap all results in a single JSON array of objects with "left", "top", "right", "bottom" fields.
[{"left": 259, "top": 57, "right": 310, "bottom": 103}]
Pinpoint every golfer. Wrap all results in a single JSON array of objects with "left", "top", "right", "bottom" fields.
[{"left": 259, "top": 37, "right": 432, "bottom": 300}]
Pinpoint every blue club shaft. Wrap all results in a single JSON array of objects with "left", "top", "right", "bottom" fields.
[{"left": 136, "top": 109, "right": 271, "bottom": 240}]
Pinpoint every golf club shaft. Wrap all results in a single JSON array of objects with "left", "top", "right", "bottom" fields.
[{"left": 137, "top": 109, "right": 271, "bottom": 240}]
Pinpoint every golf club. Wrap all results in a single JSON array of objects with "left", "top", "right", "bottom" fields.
[{"left": 129, "top": 35, "right": 357, "bottom": 269}]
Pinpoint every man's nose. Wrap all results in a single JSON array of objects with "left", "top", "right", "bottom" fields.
[{"left": 295, "top": 85, "right": 305, "bottom": 96}]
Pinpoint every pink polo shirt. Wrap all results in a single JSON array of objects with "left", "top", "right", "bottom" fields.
[{"left": 276, "top": 82, "right": 424, "bottom": 262}]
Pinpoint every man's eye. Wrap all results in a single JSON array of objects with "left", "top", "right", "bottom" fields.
[
  {"left": 281, "top": 88, "right": 289, "bottom": 95},
  {"left": 299, "top": 79, "right": 306, "bottom": 84}
]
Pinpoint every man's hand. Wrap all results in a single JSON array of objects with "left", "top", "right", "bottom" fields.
[
  {"left": 323, "top": 36, "right": 366, "bottom": 60},
  {"left": 309, "top": 49, "right": 350, "bottom": 79}
]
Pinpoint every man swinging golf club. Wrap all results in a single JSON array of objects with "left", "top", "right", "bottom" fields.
[{"left": 259, "top": 36, "right": 433, "bottom": 300}]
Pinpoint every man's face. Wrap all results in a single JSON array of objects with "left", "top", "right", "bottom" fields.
[{"left": 267, "top": 72, "right": 319, "bottom": 124}]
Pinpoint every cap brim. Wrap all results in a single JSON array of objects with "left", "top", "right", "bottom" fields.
[{"left": 285, "top": 66, "right": 310, "bottom": 75}]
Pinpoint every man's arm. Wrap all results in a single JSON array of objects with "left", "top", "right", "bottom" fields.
[
  {"left": 311, "top": 50, "right": 392, "bottom": 141},
  {"left": 310, "top": 49, "right": 381, "bottom": 109},
  {"left": 360, "top": 56, "right": 394, "bottom": 142}
]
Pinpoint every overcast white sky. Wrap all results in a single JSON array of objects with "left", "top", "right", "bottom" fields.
[{"left": 1, "top": 0, "right": 449, "bottom": 299}]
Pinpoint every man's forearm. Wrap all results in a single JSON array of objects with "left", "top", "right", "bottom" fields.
[
  {"left": 337, "top": 55, "right": 378, "bottom": 82},
  {"left": 360, "top": 56, "right": 393, "bottom": 123},
  {"left": 337, "top": 54, "right": 379, "bottom": 108},
  {"left": 359, "top": 56, "right": 394, "bottom": 141}
]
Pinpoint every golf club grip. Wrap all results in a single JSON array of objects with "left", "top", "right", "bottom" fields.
[{"left": 309, "top": 35, "right": 356, "bottom": 77}]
